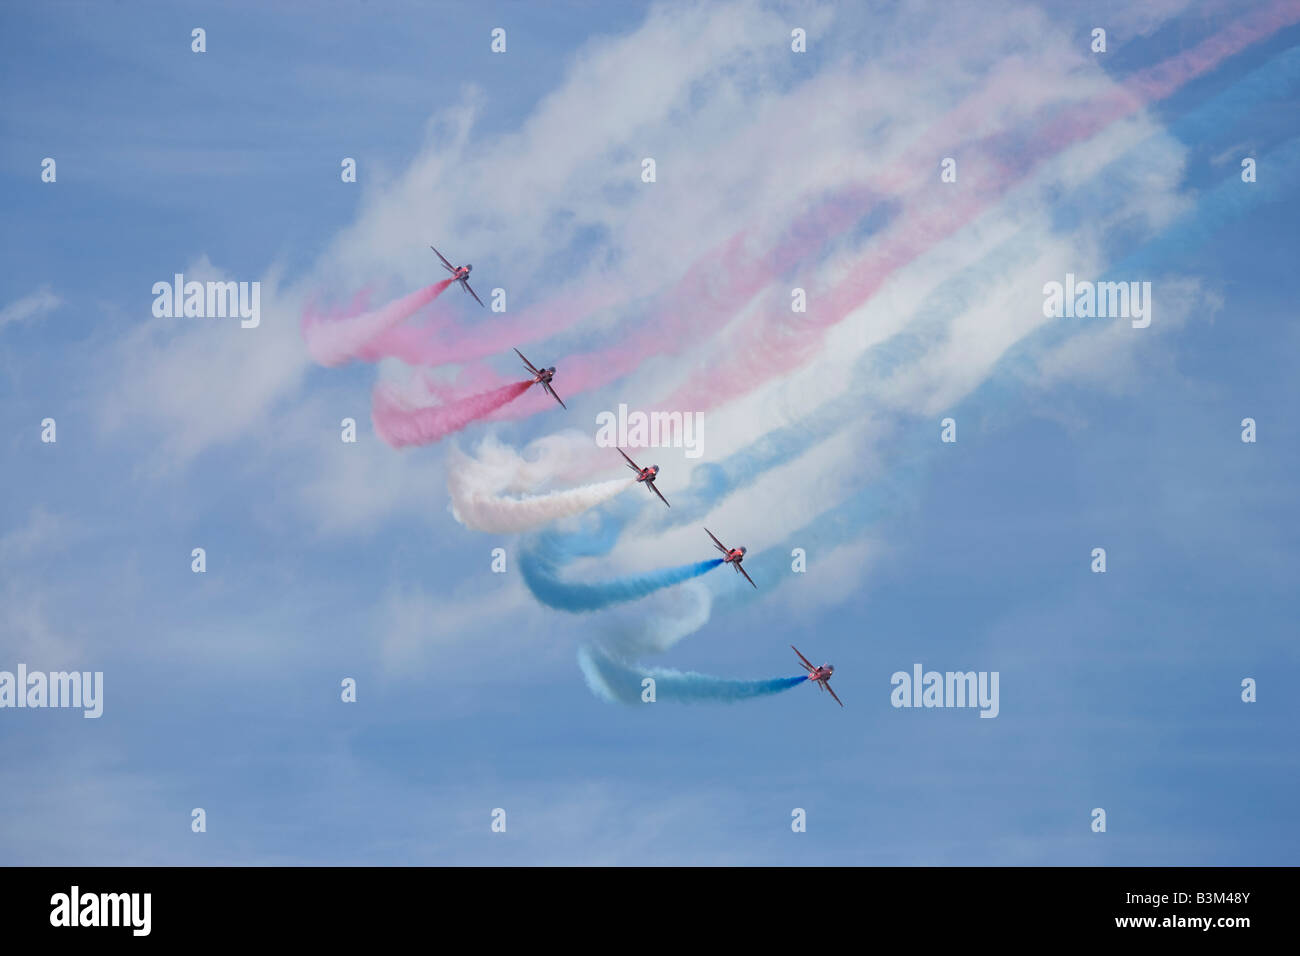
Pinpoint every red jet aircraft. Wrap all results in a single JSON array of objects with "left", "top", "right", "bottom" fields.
[
  {"left": 705, "top": 528, "right": 755, "bottom": 588},
  {"left": 618, "top": 449, "right": 669, "bottom": 508},
  {"left": 514, "top": 348, "right": 566, "bottom": 409},
  {"left": 792, "top": 645, "right": 842, "bottom": 707},
  {"left": 431, "top": 245, "right": 484, "bottom": 307}
]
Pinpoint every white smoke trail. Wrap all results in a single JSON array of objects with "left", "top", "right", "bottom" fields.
[
  {"left": 594, "top": 580, "right": 714, "bottom": 657},
  {"left": 453, "top": 432, "right": 613, "bottom": 492},
  {"left": 447, "top": 435, "right": 636, "bottom": 533},
  {"left": 302, "top": 279, "right": 452, "bottom": 367},
  {"left": 451, "top": 474, "right": 634, "bottom": 533}
]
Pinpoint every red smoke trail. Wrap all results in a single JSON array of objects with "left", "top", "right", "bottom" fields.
[
  {"left": 359, "top": 281, "right": 624, "bottom": 367},
  {"left": 372, "top": 379, "right": 533, "bottom": 448},
  {"left": 376, "top": 363, "right": 505, "bottom": 410},
  {"left": 657, "top": 0, "right": 1300, "bottom": 413},
  {"left": 302, "top": 279, "right": 454, "bottom": 367}
]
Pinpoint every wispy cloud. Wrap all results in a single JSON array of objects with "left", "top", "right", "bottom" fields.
[{"left": 0, "top": 287, "right": 61, "bottom": 328}]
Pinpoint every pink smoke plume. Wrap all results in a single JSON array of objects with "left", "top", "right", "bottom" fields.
[
  {"left": 372, "top": 379, "right": 533, "bottom": 448},
  {"left": 359, "top": 280, "right": 625, "bottom": 367},
  {"left": 301, "top": 279, "right": 453, "bottom": 367}
]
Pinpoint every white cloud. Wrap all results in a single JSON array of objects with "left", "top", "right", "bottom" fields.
[
  {"left": 0, "top": 287, "right": 61, "bottom": 328},
  {"left": 0, "top": 508, "right": 83, "bottom": 662}
]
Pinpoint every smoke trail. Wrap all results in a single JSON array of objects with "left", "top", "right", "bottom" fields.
[
  {"left": 450, "top": 469, "right": 635, "bottom": 533},
  {"left": 302, "top": 279, "right": 453, "bottom": 366},
  {"left": 372, "top": 363, "right": 503, "bottom": 410},
  {"left": 651, "top": 5, "right": 1300, "bottom": 414},
  {"left": 360, "top": 282, "right": 623, "bottom": 367},
  {"left": 453, "top": 431, "right": 622, "bottom": 491},
  {"left": 529, "top": 512, "right": 631, "bottom": 565},
  {"left": 578, "top": 646, "right": 807, "bottom": 705},
  {"left": 598, "top": 580, "right": 715, "bottom": 656},
  {"left": 521, "top": 550, "right": 722, "bottom": 613},
  {"left": 372, "top": 380, "right": 531, "bottom": 448},
  {"left": 447, "top": 432, "right": 639, "bottom": 534}
]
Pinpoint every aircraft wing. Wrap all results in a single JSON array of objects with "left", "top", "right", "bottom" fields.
[
  {"left": 513, "top": 347, "right": 540, "bottom": 375},
  {"left": 791, "top": 645, "right": 815, "bottom": 671},
  {"left": 738, "top": 563, "right": 757, "bottom": 589},
  {"left": 704, "top": 528, "right": 727, "bottom": 553},
  {"left": 465, "top": 281, "right": 485, "bottom": 308},
  {"left": 430, "top": 246, "right": 456, "bottom": 274},
  {"left": 618, "top": 448, "right": 640, "bottom": 472},
  {"left": 649, "top": 480, "right": 670, "bottom": 509},
  {"left": 544, "top": 382, "right": 567, "bottom": 409},
  {"left": 825, "top": 682, "right": 844, "bottom": 708}
]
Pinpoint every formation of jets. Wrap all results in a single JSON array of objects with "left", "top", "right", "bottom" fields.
[
  {"left": 435, "top": 241, "right": 843, "bottom": 710},
  {"left": 431, "top": 246, "right": 563, "bottom": 408}
]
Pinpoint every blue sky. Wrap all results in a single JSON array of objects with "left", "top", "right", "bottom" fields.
[{"left": 1, "top": 0, "right": 1297, "bottom": 864}]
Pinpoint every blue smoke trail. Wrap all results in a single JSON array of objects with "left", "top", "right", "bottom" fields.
[
  {"left": 528, "top": 513, "right": 628, "bottom": 563},
  {"left": 522, "top": 552, "right": 723, "bottom": 612},
  {"left": 578, "top": 646, "right": 808, "bottom": 704}
]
